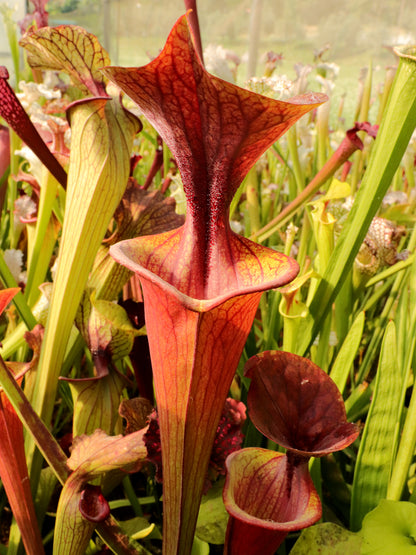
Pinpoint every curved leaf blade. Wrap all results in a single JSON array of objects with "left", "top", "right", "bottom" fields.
[{"left": 20, "top": 25, "right": 110, "bottom": 96}]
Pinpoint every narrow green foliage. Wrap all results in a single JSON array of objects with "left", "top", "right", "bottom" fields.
[
  {"left": 330, "top": 311, "right": 365, "bottom": 394},
  {"left": 298, "top": 47, "right": 416, "bottom": 355},
  {"left": 386, "top": 253, "right": 416, "bottom": 500},
  {"left": 350, "top": 321, "right": 402, "bottom": 530},
  {"left": 24, "top": 168, "right": 60, "bottom": 307}
]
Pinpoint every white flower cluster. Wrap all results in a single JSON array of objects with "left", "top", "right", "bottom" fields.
[
  {"left": 14, "top": 75, "right": 70, "bottom": 171},
  {"left": 245, "top": 75, "right": 294, "bottom": 100},
  {"left": 17, "top": 77, "right": 67, "bottom": 136},
  {"left": 14, "top": 144, "right": 44, "bottom": 183},
  {"left": 12, "top": 194, "right": 37, "bottom": 244},
  {"left": 17, "top": 78, "right": 61, "bottom": 111},
  {"left": 4, "top": 249, "right": 26, "bottom": 284},
  {"left": 203, "top": 44, "right": 240, "bottom": 83},
  {"left": 14, "top": 194, "right": 37, "bottom": 224}
]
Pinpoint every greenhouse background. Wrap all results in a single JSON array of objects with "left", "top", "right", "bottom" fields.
[
  {"left": 0, "top": 0, "right": 416, "bottom": 140},
  {"left": 1, "top": 0, "right": 416, "bottom": 126},
  {"left": 2, "top": 1, "right": 415, "bottom": 65},
  {"left": 39, "top": 1, "right": 416, "bottom": 62}
]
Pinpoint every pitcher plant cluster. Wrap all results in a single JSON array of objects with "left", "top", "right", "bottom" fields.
[{"left": 0, "top": 0, "right": 416, "bottom": 553}]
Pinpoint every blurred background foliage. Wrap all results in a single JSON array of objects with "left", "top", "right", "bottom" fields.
[
  {"left": 44, "top": 0, "right": 416, "bottom": 61},
  {"left": 44, "top": 0, "right": 416, "bottom": 124},
  {"left": 2, "top": 0, "right": 416, "bottom": 129}
]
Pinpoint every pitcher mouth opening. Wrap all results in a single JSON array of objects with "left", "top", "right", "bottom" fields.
[
  {"left": 393, "top": 45, "right": 416, "bottom": 60},
  {"left": 109, "top": 235, "right": 299, "bottom": 312}
]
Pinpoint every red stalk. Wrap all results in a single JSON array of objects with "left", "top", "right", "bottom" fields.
[
  {"left": 0, "top": 124, "right": 10, "bottom": 211},
  {"left": 0, "top": 67, "right": 67, "bottom": 188},
  {"left": 105, "top": 14, "right": 326, "bottom": 554},
  {"left": 0, "top": 389, "right": 45, "bottom": 555},
  {"left": 0, "top": 289, "right": 44, "bottom": 555},
  {"left": 183, "top": 1, "right": 204, "bottom": 64},
  {"left": 0, "top": 124, "right": 10, "bottom": 179}
]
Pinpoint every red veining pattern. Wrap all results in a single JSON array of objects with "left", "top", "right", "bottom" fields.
[
  {"left": 105, "top": 15, "right": 326, "bottom": 553},
  {"left": 104, "top": 14, "right": 325, "bottom": 296},
  {"left": 21, "top": 25, "right": 110, "bottom": 97},
  {"left": 224, "top": 448, "right": 321, "bottom": 555},
  {"left": 245, "top": 351, "right": 359, "bottom": 457}
]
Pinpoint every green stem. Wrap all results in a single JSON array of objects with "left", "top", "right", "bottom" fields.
[
  {"left": 314, "top": 315, "right": 332, "bottom": 372},
  {"left": 245, "top": 167, "right": 261, "bottom": 235},
  {"left": 263, "top": 290, "right": 281, "bottom": 351},
  {"left": 122, "top": 476, "right": 143, "bottom": 517},
  {"left": 403, "top": 148, "right": 416, "bottom": 190},
  {"left": 376, "top": 66, "right": 396, "bottom": 125},
  {"left": 360, "top": 275, "right": 396, "bottom": 313},
  {"left": 349, "top": 149, "right": 362, "bottom": 195},
  {"left": 296, "top": 212, "right": 312, "bottom": 271},
  {"left": 286, "top": 126, "right": 304, "bottom": 194},
  {"left": 25, "top": 169, "right": 59, "bottom": 307},
  {"left": 0, "top": 253, "right": 37, "bottom": 329},
  {"left": 364, "top": 253, "right": 415, "bottom": 287},
  {"left": 358, "top": 61, "right": 373, "bottom": 123},
  {"left": 334, "top": 272, "right": 353, "bottom": 344},
  {"left": 351, "top": 62, "right": 372, "bottom": 195},
  {"left": 163, "top": 140, "right": 170, "bottom": 180},
  {"left": 387, "top": 247, "right": 416, "bottom": 499},
  {"left": 356, "top": 270, "right": 407, "bottom": 384},
  {"left": 387, "top": 363, "right": 416, "bottom": 500},
  {"left": 316, "top": 101, "right": 330, "bottom": 171},
  {"left": 0, "top": 356, "right": 69, "bottom": 485}
]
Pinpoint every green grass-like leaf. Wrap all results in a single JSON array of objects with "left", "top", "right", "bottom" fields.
[
  {"left": 350, "top": 321, "right": 403, "bottom": 530},
  {"left": 297, "top": 49, "right": 416, "bottom": 355}
]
